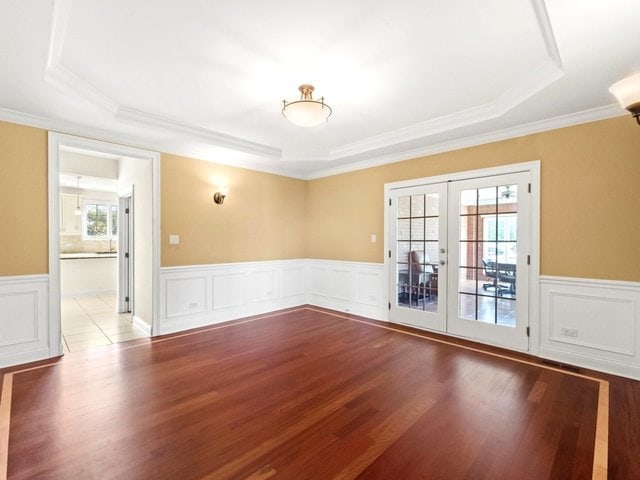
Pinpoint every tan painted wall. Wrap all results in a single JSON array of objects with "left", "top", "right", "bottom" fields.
[
  {"left": 161, "top": 154, "right": 307, "bottom": 266},
  {"left": 0, "top": 121, "right": 48, "bottom": 276},
  {"left": 2, "top": 115, "right": 639, "bottom": 283},
  {"left": 306, "top": 116, "right": 640, "bottom": 282}
]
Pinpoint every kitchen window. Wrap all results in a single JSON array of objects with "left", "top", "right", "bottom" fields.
[{"left": 82, "top": 200, "right": 118, "bottom": 240}]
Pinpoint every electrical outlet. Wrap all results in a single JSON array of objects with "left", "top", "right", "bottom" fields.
[
  {"left": 188, "top": 302, "right": 198, "bottom": 309},
  {"left": 560, "top": 327, "right": 578, "bottom": 338}
]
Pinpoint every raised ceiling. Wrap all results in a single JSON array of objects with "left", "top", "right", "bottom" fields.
[{"left": 0, "top": 0, "right": 638, "bottom": 178}]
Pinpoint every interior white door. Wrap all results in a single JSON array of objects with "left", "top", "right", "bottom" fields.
[
  {"left": 447, "top": 172, "right": 530, "bottom": 351},
  {"left": 389, "top": 183, "right": 448, "bottom": 332}
]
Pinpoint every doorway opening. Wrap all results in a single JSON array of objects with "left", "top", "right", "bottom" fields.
[
  {"left": 386, "top": 162, "right": 540, "bottom": 352},
  {"left": 48, "top": 133, "right": 160, "bottom": 356}
]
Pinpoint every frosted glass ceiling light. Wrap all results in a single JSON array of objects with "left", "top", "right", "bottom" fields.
[
  {"left": 282, "top": 84, "right": 332, "bottom": 127},
  {"left": 610, "top": 73, "right": 640, "bottom": 126}
]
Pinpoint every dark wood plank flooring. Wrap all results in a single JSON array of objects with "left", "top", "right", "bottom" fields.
[{"left": 0, "top": 307, "right": 632, "bottom": 479}]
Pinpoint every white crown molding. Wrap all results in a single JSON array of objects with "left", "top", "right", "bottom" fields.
[
  {"left": 326, "top": 0, "right": 565, "bottom": 162},
  {"left": 116, "top": 107, "right": 281, "bottom": 159},
  {"left": 44, "top": 0, "right": 566, "bottom": 166},
  {"left": 0, "top": 106, "right": 307, "bottom": 179},
  {"left": 306, "top": 104, "right": 625, "bottom": 180},
  {"left": 0, "top": 102, "right": 625, "bottom": 181},
  {"left": 45, "top": 0, "right": 281, "bottom": 160}
]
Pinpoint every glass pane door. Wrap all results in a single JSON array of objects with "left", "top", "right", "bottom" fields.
[
  {"left": 389, "top": 183, "right": 447, "bottom": 332},
  {"left": 447, "top": 172, "right": 530, "bottom": 350}
]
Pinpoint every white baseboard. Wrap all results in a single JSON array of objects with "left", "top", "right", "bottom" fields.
[
  {"left": 159, "top": 259, "right": 308, "bottom": 335},
  {"left": 132, "top": 315, "right": 151, "bottom": 336},
  {"left": 4, "top": 269, "right": 639, "bottom": 380},
  {"left": 305, "top": 259, "right": 386, "bottom": 320},
  {"left": 540, "top": 275, "right": 640, "bottom": 380},
  {"left": 0, "top": 274, "right": 53, "bottom": 368}
]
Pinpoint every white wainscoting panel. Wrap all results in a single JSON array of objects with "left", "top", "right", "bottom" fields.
[
  {"left": 306, "top": 260, "right": 386, "bottom": 320},
  {"left": 159, "top": 260, "right": 308, "bottom": 335},
  {"left": 540, "top": 276, "right": 640, "bottom": 379},
  {"left": 0, "top": 275, "right": 52, "bottom": 368}
]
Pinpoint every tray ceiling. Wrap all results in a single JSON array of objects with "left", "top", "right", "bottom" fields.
[{"left": 0, "top": 0, "right": 638, "bottom": 178}]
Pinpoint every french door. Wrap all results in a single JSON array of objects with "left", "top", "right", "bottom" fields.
[
  {"left": 389, "top": 171, "right": 531, "bottom": 351},
  {"left": 389, "top": 183, "right": 448, "bottom": 332}
]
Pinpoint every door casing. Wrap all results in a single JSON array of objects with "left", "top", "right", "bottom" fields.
[{"left": 384, "top": 161, "right": 541, "bottom": 354}]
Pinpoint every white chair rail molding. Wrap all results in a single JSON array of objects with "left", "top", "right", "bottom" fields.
[{"left": 2, "top": 266, "right": 640, "bottom": 380}]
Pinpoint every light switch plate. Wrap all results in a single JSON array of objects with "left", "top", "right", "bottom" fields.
[{"left": 169, "top": 234, "right": 180, "bottom": 245}]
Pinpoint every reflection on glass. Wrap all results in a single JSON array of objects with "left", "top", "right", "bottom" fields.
[
  {"left": 411, "top": 218, "right": 425, "bottom": 240},
  {"left": 397, "top": 241, "right": 410, "bottom": 260},
  {"left": 411, "top": 195, "right": 425, "bottom": 217},
  {"left": 458, "top": 184, "right": 517, "bottom": 327},
  {"left": 458, "top": 267, "right": 477, "bottom": 294},
  {"left": 398, "top": 196, "right": 410, "bottom": 217},
  {"left": 460, "top": 189, "right": 477, "bottom": 215},
  {"left": 426, "top": 194, "right": 439, "bottom": 216},
  {"left": 424, "top": 242, "right": 438, "bottom": 264},
  {"left": 398, "top": 219, "right": 410, "bottom": 240}
]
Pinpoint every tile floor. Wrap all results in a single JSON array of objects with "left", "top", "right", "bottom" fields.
[{"left": 61, "top": 294, "right": 147, "bottom": 353}]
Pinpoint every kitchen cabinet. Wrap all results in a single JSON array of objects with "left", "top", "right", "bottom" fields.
[{"left": 60, "top": 194, "right": 82, "bottom": 235}]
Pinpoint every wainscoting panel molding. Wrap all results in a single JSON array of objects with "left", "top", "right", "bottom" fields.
[
  {"left": 0, "top": 275, "right": 51, "bottom": 368},
  {"left": 306, "top": 260, "right": 386, "bottom": 320},
  {"left": 159, "top": 260, "right": 308, "bottom": 335},
  {"left": 159, "top": 259, "right": 386, "bottom": 335},
  {"left": 540, "top": 275, "right": 640, "bottom": 379}
]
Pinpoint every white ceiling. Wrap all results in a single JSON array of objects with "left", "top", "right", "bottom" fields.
[{"left": 0, "top": 0, "right": 638, "bottom": 178}]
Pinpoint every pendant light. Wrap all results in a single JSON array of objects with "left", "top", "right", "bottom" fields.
[
  {"left": 282, "top": 84, "right": 332, "bottom": 127},
  {"left": 74, "top": 176, "right": 82, "bottom": 216}
]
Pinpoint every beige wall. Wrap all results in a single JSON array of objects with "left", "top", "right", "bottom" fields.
[
  {"left": 2, "top": 115, "right": 639, "bottom": 283},
  {"left": 0, "top": 121, "right": 48, "bottom": 276},
  {"left": 307, "top": 116, "right": 640, "bottom": 282},
  {"left": 161, "top": 154, "right": 307, "bottom": 266}
]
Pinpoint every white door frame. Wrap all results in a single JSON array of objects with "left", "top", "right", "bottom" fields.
[
  {"left": 117, "top": 185, "right": 134, "bottom": 314},
  {"left": 384, "top": 161, "right": 541, "bottom": 355},
  {"left": 48, "top": 132, "right": 161, "bottom": 356}
]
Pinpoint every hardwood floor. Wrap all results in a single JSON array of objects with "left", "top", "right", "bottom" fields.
[{"left": 0, "top": 306, "right": 636, "bottom": 479}]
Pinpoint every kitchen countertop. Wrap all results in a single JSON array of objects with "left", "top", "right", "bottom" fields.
[{"left": 60, "top": 252, "right": 118, "bottom": 259}]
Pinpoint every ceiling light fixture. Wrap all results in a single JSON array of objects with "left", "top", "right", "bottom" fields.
[
  {"left": 282, "top": 84, "right": 332, "bottom": 127},
  {"left": 609, "top": 73, "right": 640, "bottom": 126}
]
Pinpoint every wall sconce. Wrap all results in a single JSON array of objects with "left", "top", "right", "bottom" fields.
[
  {"left": 213, "top": 187, "right": 229, "bottom": 205},
  {"left": 610, "top": 73, "right": 640, "bottom": 126}
]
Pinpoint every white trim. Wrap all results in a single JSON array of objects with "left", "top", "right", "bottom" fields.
[
  {"left": 307, "top": 105, "right": 623, "bottom": 180},
  {"left": 117, "top": 185, "right": 134, "bottom": 314},
  {"left": 48, "top": 134, "right": 63, "bottom": 357},
  {"left": 540, "top": 275, "right": 640, "bottom": 291},
  {"left": 386, "top": 160, "right": 541, "bottom": 190},
  {"left": 0, "top": 274, "right": 49, "bottom": 285},
  {"left": 384, "top": 161, "right": 541, "bottom": 354},
  {"left": 539, "top": 275, "right": 640, "bottom": 380},
  {"left": 132, "top": 315, "right": 152, "bottom": 336},
  {"left": 48, "top": 133, "right": 161, "bottom": 345},
  {"left": 0, "top": 275, "right": 52, "bottom": 368},
  {"left": 44, "top": 0, "right": 564, "bottom": 169},
  {"left": 45, "top": 0, "right": 281, "bottom": 160},
  {"left": 0, "top": 102, "right": 624, "bottom": 183},
  {"left": 0, "top": 106, "right": 307, "bottom": 180},
  {"left": 159, "top": 259, "right": 309, "bottom": 335}
]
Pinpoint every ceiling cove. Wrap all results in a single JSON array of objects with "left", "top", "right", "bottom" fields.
[{"left": 43, "top": 0, "right": 572, "bottom": 168}]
